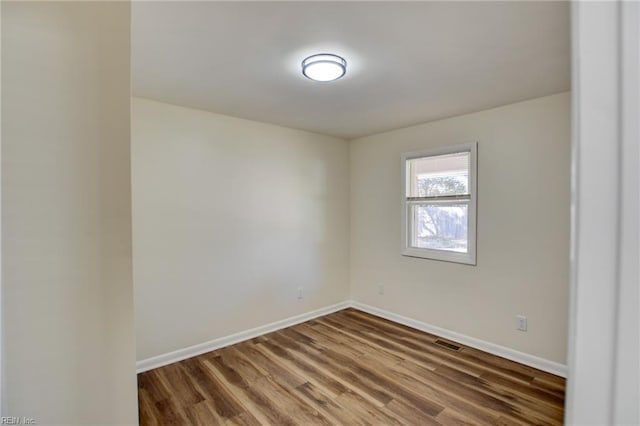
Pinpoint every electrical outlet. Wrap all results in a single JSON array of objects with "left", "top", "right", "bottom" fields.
[
  {"left": 516, "top": 315, "right": 527, "bottom": 332},
  {"left": 378, "top": 283, "right": 385, "bottom": 295},
  {"left": 297, "top": 286, "right": 303, "bottom": 299}
]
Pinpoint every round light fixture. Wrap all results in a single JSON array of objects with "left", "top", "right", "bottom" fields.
[{"left": 301, "top": 53, "right": 347, "bottom": 82}]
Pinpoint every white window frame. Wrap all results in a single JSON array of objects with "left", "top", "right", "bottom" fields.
[{"left": 401, "top": 142, "right": 478, "bottom": 265}]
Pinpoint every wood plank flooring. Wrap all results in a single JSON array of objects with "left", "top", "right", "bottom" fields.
[{"left": 138, "top": 308, "right": 565, "bottom": 425}]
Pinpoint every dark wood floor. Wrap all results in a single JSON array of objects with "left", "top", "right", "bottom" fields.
[{"left": 138, "top": 308, "right": 565, "bottom": 425}]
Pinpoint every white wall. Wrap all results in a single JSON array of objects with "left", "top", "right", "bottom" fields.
[
  {"left": 132, "top": 98, "right": 350, "bottom": 361},
  {"left": 350, "top": 92, "right": 570, "bottom": 364},
  {"left": 2, "top": 2, "right": 137, "bottom": 424}
]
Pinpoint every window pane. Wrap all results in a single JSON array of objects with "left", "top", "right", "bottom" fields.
[
  {"left": 407, "top": 152, "right": 470, "bottom": 197},
  {"left": 411, "top": 203, "right": 468, "bottom": 252}
]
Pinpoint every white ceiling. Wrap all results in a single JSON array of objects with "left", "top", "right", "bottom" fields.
[{"left": 132, "top": 1, "right": 570, "bottom": 140}]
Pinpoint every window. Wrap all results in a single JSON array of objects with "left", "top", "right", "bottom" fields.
[{"left": 401, "top": 143, "right": 477, "bottom": 265}]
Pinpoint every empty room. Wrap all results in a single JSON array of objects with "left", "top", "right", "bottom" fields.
[{"left": 2, "top": 1, "right": 638, "bottom": 426}]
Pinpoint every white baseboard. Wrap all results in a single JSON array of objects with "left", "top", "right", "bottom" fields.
[
  {"left": 136, "top": 301, "right": 350, "bottom": 373},
  {"left": 350, "top": 301, "right": 567, "bottom": 378},
  {"left": 136, "top": 299, "right": 567, "bottom": 378}
]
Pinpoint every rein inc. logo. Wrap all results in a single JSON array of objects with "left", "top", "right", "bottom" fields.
[{"left": 0, "top": 418, "right": 35, "bottom": 425}]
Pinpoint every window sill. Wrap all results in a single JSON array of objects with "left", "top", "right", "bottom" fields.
[{"left": 402, "top": 247, "right": 476, "bottom": 265}]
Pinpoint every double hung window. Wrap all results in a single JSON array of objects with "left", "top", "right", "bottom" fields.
[{"left": 401, "top": 143, "right": 477, "bottom": 265}]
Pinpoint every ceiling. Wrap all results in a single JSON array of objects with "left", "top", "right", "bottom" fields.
[{"left": 132, "top": 1, "right": 570, "bottom": 140}]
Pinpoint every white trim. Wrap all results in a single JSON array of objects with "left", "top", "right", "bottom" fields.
[
  {"left": 566, "top": 2, "right": 640, "bottom": 424},
  {"left": 136, "top": 301, "right": 350, "bottom": 373},
  {"left": 350, "top": 301, "right": 567, "bottom": 378},
  {"left": 137, "top": 299, "right": 567, "bottom": 378},
  {"left": 400, "top": 142, "right": 478, "bottom": 265},
  {"left": 613, "top": 4, "right": 640, "bottom": 424},
  {"left": 0, "top": 2, "right": 3, "bottom": 415}
]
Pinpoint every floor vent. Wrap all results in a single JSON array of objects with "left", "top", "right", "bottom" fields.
[{"left": 434, "top": 339, "right": 462, "bottom": 351}]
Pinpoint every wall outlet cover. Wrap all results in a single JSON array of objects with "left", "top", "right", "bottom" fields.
[{"left": 516, "top": 315, "right": 528, "bottom": 332}]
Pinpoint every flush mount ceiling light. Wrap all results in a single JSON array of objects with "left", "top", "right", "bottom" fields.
[{"left": 301, "top": 53, "right": 347, "bottom": 82}]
